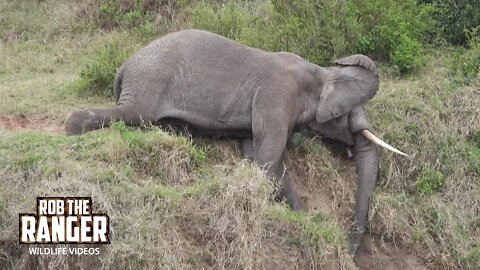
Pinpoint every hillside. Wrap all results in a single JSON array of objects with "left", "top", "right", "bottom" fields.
[{"left": 0, "top": 0, "right": 479, "bottom": 269}]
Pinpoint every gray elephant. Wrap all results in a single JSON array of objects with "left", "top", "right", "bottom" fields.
[{"left": 65, "top": 29, "right": 407, "bottom": 255}]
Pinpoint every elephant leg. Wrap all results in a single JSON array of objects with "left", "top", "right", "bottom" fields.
[
  {"left": 65, "top": 106, "right": 148, "bottom": 135},
  {"left": 252, "top": 124, "right": 303, "bottom": 210},
  {"left": 273, "top": 155, "right": 303, "bottom": 211},
  {"left": 240, "top": 139, "right": 254, "bottom": 160}
]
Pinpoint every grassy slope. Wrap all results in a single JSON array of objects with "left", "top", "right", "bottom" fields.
[
  {"left": 369, "top": 54, "right": 480, "bottom": 268},
  {"left": 0, "top": 125, "right": 353, "bottom": 269},
  {"left": 0, "top": 0, "right": 479, "bottom": 269}
]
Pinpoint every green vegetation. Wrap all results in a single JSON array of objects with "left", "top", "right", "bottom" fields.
[
  {"left": 450, "top": 28, "right": 480, "bottom": 86},
  {"left": 269, "top": 208, "right": 348, "bottom": 251},
  {"left": 59, "top": 0, "right": 479, "bottom": 96},
  {"left": 353, "top": 0, "right": 434, "bottom": 73},
  {"left": 415, "top": 165, "right": 445, "bottom": 195},
  {"left": 426, "top": 0, "right": 480, "bottom": 45},
  {"left": 0, "top": 0, "right": 479, "bottom": 269},
  {"left": 184, "top": 0, "right": 433, "bottom": 72},
  {"left": 77, "top": 33, "right": 140, "bottom": 96}
]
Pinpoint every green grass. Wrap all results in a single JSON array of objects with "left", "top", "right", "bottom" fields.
[
  {"left": 0, "top": 36, "right": 112, "bottom": 116},
  {"left": 268, "top": 207, "right": 348, "bottom": 250}
]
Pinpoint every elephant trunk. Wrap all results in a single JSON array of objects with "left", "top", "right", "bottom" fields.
[{"left": 350, "top": 131, "right": 379, "bottom": 255}]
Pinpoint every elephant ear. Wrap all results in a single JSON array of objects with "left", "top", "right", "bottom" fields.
[{"left": 316, "top": 54, "right": 379, "bottom": 123}]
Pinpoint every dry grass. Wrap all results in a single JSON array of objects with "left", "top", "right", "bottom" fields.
[
  {"left": 0, "top": 0, "right": 77, "bottom": 41},
  {"left": 0, "top": 127, "right": 354, "bottom": 270},
  {"left": 366, "top": 51, "right": 480, "bottom": 269}
]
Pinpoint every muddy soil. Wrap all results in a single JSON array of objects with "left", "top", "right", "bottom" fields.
[{"left": 0, "top": 114, "right": 64, "bottom": 133}]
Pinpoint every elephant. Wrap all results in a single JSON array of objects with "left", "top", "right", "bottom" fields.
[{"left": 65, "top": 29, "right": 407, "bottom": 255}]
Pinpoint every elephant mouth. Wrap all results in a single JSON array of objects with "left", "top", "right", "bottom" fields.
[{"left": 361, "top": 129, "right": 408, "bottom": 156}]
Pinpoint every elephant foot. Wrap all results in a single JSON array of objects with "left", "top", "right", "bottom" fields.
[
  {"left": 348, "top": 226, "right": 365, "bottom": 256},
  {"left": 65, "top": 108, "right": 122, "bottom": 135},
  {"left": 65, "top": 110, "right": 100, "bottom": 135},
  {"left": 280, "top": 178, "right": 305, "bottom": 211},
  {"left": 274, "top": 192, "right": 304, "bottom": 211},
  {"left": 240, "top": 139, "right": 254, "bottom": 160}
]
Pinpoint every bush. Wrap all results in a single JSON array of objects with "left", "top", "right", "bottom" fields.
[
  {"left": 425, "top": 0, "right": 480, "bottom": 45},
  {"left": 91, "top": 0, "right": 163, "bottom": 30},
  {"left": 186, "top": 0, "right": 433, "bottom": 73},
  {"left": 450, "top": 28, "right": 480, "bottom": 85},
  {"left": 187, "top": 1, "right": 249, "bottom": 41},
  {"left": 73, "top": 0, "right": 443, "bottom": 98},
  {"left": 268, "top": 0, "right": 360, "bottom": 65},
  {"left": 76, "top": 0, "right": 175, "bottom": 40},
  {"left": 187, "top": 0, "right": 360, "bottom": 66},
  {"left": 75, "top": 0, "right": 436, "bottom": 75},
  {"left": 77, "top": 34, "right": 138, "bottom": 96},
  {"left": 352, "top": 0, "right": 434, "bottom": 73}
]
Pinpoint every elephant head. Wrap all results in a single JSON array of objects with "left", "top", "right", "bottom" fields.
[{"left": 307, "top": 55, "right": 407, "bottom": 254}]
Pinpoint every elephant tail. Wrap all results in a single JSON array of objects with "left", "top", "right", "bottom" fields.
[{"left": 114, "top": 64, "right": 125, "bottom": 104}]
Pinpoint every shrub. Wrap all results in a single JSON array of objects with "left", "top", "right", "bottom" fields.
[
  {"left": 73, "top": 0, "right": 446, "bottom": 98},
  {"left": 92, "top": 0, "right": 155, "bottom": 30},
  {"left": 352, "top": 0, "right": 434, "bottom": 73},
  {"left": 74, "top": 0, "right": 439, "bottom": 77},
  {"left": 76, "top": 0, "right": 173, "bottom": 40},
  {"left": 425, "top": 0, "right": 480, "bottom": 45},
  {"left": 268, "top": 0, "right": 361, "bottom": 65},
  {"left": 77, "top": 34, "right": 138, "bottom": 96},
  {"left": 450, "top": 28, "right": 480, "bottom": 85},
  {"left": 187, "top": 1, "right": 249, "bottom": 41},
  {"left": 187, "top": 0, "right": 360, "bottom": 66},
  {"left": 186, "top": 0, "right": 433, "bottom": 72}
]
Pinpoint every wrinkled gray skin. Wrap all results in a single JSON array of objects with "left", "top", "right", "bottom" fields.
[{"left": 65, "top": 29, "right": 379, "bottom": 255}]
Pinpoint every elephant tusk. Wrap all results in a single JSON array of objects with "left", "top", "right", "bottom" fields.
[{"left": 361, "top": 130, "right": 409, "bottom": 157}]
